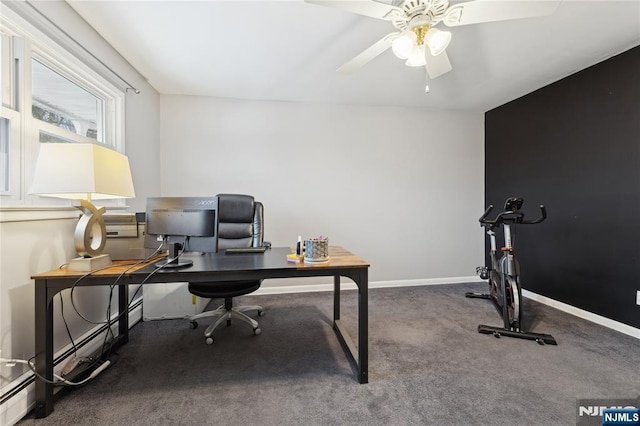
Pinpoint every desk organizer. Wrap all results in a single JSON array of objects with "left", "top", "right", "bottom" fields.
[{"left": 304, "top": 237, "right": 329, "bottom": 262}]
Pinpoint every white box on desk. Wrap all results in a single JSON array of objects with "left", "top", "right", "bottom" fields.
[{"left": 143, "top": 282, "right": 210, "bottom": 321}]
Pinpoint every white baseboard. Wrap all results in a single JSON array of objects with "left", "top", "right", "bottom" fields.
[
  {"left": 0, "top": 388, "right": 30, "bottom": 426},
  {"left": 255, "top": 275, "right": 483, "bottom": 295},
  {"left": 522, "top": 289, "right": 640, "bottom": 339}
]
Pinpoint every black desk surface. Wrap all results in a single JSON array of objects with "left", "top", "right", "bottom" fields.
[{"left": 136, "top": 246, "right": 368, "bottom": 274}]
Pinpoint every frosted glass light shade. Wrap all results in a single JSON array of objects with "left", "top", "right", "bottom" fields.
[
  {"left": 405, "top": 44, "right": 427, "bottom": 67},
  {"left": 30, "top": 143, "right": 135, "bottom": 200},
  {"left": 391, "top": 31, "right": 417, "bottom": 60},
  {"left": 425, "top": 27, "right": 452, "bottom": 56}
]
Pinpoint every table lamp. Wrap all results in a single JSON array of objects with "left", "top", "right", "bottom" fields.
[{"left": 30, "top": 143, "right": 135, "bottom": 271}]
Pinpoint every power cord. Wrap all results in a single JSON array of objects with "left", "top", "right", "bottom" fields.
[
  {"left": 0, "top": 357, "right": 111, "bottom": 386},
  {"left": 69, "top": 242, "right": 165, "bottom": 324},
  {"left": 64, "top": 242, "right": 166, "bottom": 360},
  {"left": 16, "top": 240, "right": 183, "bottom": 388},
  {"left": 27, "top": 242, "right": 166, "bottom": 385}
]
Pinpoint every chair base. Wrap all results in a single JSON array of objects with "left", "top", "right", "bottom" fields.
[{"left": 189, "top": 303, "right": 264, "bottom": 344}]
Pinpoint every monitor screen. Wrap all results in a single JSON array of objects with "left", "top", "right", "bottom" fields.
[{"left": 144, "top": 196, "right": 218, "bottom": 253}]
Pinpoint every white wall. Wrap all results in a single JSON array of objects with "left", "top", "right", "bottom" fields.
[
  {"left": 159, "top": 96, "right": 485, "bottom": 285},
  {"left": 125, "top": 86, "right": 162, "bottom": 212}
]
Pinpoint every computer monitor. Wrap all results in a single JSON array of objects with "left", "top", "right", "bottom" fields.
[{"left": 145, "top": 196, "right": 218, "bottom": 268}]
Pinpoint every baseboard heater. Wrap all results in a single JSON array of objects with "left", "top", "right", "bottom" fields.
[{"left": 0, "top": 298, "right": 142, "bottom": 406}]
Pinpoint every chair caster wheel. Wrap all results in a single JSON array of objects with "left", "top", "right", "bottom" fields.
[
  {"left": 493, "top": 331, "right": 501, "bottom": 338},
  {"left": 190, "top": 321, "right": 198, "bottom": 329},
  {"left": 205, "top": 336, "right": 214, "bottom": 345},
  {"left": 253, "top": 327, "right": 262, "bottom": 335},
  {"left": 536, "top": 338, "right": 545, "bottom": 346},
  {"left": 258, "top": 310, "right": 264, "bottom": 317}
]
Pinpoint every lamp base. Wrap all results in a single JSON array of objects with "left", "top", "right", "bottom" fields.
[{"left": 68, "top": 254, "right": 112, "bottom": 272}]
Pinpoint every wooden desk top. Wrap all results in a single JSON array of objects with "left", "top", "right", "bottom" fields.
[
  {"left": 31, "top": 257, "right": 164, "bottom": 280},
  {"left": 32, "top": 246, "right": 368, "bottom": 280},
  {"left": 298, "top": 246, "right": 369, "bottom": 268}
]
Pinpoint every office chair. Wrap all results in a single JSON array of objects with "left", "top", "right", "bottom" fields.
[{"left": 188, "top": 194, "right": 266, "bottom": 345}]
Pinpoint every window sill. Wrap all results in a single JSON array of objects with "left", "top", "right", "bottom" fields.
[{"left": 0, "top": 205, "right": 130, "bottom": 223}]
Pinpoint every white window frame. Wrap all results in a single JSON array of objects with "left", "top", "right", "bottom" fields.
[
  {"left": 0, "top": 7, "right": 126, "bottom": 209},
  {"left": 1, "top": 32, "right": 15, "bottom": 109}
]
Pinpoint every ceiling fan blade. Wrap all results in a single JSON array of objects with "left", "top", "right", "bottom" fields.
[
  {"left": 425, "top": 49, "right": 452, "bottom": 79},
  {"left": 443, "top": 0, "right": 560, "bottom": 27},
  {"left": 337, "top": 32, "right": 399, "bottom": 73},
  {"left": 305, "top": 0, "right": 403, "bottom": 21}
]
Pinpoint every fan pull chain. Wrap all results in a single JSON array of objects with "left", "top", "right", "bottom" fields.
[{"left": 424, "top": 66, "right": 430, "bottom": 93}]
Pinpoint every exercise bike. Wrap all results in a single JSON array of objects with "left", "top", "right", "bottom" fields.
[{"left": 466, "top": 197, "right": 557, "bottom": 345}]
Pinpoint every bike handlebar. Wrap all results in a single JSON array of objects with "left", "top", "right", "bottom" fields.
[
  {"left": 527, "top": 205, "right": 547, "bottom": 224},
  {"left": 479, "top": 204, "right": 546, "bottom": 226},
  {"left": 479, "top": 205, "right": 495, "bottom": 223}
]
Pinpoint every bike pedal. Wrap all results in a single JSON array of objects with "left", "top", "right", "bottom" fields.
[{"left": 475, "top": 266, "right": 489, "bottom": 280}]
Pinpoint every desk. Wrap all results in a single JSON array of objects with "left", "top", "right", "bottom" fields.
[{"left": 32, "top": 246, "right": 369, "bottom": 418}]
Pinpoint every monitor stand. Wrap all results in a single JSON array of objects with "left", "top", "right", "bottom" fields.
[{"left": 155, "top": 242, "right": 193, "bottom": 269}]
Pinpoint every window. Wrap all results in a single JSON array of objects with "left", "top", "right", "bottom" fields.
[
  {"left": 0, "top": 32, "right": 15, "bottom": 197},
  {"left": 0, "top": 8, "right": 125, "bottom": 206},
  {"left": 31, "top": 58, "right": 104, "bottom": 142},
  {"left": 0, "top": 27, "right": 22, "bottom": 203}
]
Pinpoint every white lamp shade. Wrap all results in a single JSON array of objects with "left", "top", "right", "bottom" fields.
[
  {"left": 424, "top": 27, "right": 452, "bottom": 56},
  {"left": 391, "top": 31, "right": 417, "bottom": 60},
  {"left": 30, "top": 143, "right": 135, "bottom": 200}
]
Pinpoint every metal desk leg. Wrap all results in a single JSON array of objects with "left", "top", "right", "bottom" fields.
[
  {"left": 333, "top": 275, "right": 341, "bottom": 322},
  {"left": 34, "top": 279, "right": 54, "bottom": 418},
  {"left": 357, "top": 268, "right": 368, "bottom": 384},
  {"left": 333, "top": 270, "right": 369, "bottom": 384},
  {"left": 118, "top": 284, "right": 129, "bottom": 343}
]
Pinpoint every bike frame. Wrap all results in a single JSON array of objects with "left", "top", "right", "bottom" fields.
[{"left": 487, "top": 224, "right": 521, "bottom": 330}]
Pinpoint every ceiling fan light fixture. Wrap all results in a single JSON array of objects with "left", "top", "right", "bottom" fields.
[
  {"left": 424, "top": 27, "right": 452, "bottom": 56},
  {"left": 311, "top": 0, "right": 562, "bottom": 90},
  {"left": 391, "top": 31, "right": 416, "bottom": 59},
  {"left": 405, "top": 44, "right": 427, "bottom": 67}
]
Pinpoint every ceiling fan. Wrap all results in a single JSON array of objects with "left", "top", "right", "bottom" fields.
[{"left": 306, "top": 0, "right": 559, "bottom": 91}]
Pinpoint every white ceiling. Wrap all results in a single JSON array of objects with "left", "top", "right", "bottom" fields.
[{"left": 67, "top": 0, "right": 640, "bottom": 112}]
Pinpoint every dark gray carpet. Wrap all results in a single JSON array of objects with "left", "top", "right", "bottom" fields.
[{"left": 20, "top": 283, "right": 640, "bottom": 425}]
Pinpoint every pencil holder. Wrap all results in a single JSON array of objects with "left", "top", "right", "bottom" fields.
[{"left": 304, "top": 237, "right": 328, "bottom": 262}]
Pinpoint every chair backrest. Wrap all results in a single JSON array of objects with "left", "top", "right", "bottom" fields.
[{"left": 216, "top": 194, "right": 263, "bottom": 251}]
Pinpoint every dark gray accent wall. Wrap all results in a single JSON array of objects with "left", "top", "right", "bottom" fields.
[{"left": 485, "top": 46, "right": 640, "bottom": 329}]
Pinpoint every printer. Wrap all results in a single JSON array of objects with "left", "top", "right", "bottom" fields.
[{"left": 103, "top": 212, "right": 148, "bottom": 260}]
